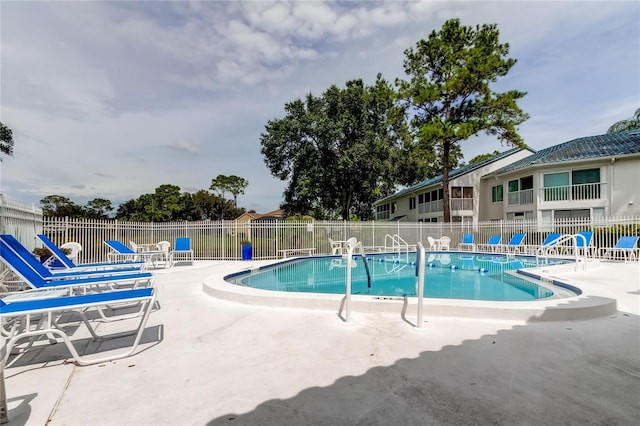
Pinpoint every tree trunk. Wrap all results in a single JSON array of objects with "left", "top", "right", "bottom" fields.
[{"left": 442, "top": 140, "right": 451, "bottom": 223}]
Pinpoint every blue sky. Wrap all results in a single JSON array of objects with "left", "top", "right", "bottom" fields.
[{"left": 1, "top": 1, "right": 638, "bottom": 214}]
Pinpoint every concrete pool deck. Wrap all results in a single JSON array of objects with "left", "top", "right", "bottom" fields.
[{"left": 3, "top": 259, "right": 639, "bottom": 425}]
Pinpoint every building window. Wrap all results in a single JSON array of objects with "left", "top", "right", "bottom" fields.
[
  {"left": 572, "top": 168, "right": 601, "bottom": 199},
  {"left": 554, "top": 209, "right": 590, "bottom": 219},
  {"left": 409, "top": 197, "right": 416, "bottom": 210},
  {"left": 451, "top": 186, "right": 473, "bottom": 210},
  {"left": 507, "top": 176, "right": 534, "bottom": 205},
  {"left": 376, "top": 203, "right": 390, "bottom": 219},
  {"left": 506, "top": 211, "right": 533, "bottom": 220},
  {"left": 491, "top": 185, "right": 503, "bottom": 203},
  {"left": 543, "top": 169, "right": 601, "bottom": 201},
  {"left": 451, "top": 186, "right": 473, "bottom": 198}
]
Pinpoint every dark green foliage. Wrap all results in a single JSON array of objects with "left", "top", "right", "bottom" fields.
[
  {"left": 260, "top": 75, "right": 414, "bottom": 220},
  {"left": 1, "top": 121, "right": 14, "bottom": 156},
  {"left": 468, "top": 150, "right": 501, "bottom": 165},
  {"left": 210, "top": 174, "right": 249, "bottom": 208},
  {"left": 42, "top": 185, "right": 246, "bottom": 221},
  {"left": 397, "top": 18, "right": 529, "bottom": 221},
  {"left": 40, "top": 195, "right": 84, "bottom": 217}
]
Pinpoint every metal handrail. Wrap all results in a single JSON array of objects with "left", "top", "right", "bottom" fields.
[
  {"left": 536, "top": 233, "right": 589, "bottom": 270},
  {"left": 415, "top": 242, "right": 426, "bottom": 330},
  {"left": 343, "top": 237, "right": 366, "bottom": 325}
]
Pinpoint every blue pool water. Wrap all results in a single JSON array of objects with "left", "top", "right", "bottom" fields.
[{"left": 226, "top": 253, "right": 571, "bottom": 301}]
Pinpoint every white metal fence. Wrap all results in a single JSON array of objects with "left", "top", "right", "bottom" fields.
[
  {"left": 37, "top": 216, "right": 640, "bottom": 263},
  {"left": 0, "top": 195, "right": 43, "bottom": 252}
]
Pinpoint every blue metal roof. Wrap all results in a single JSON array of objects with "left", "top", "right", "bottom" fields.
[
  {"left": 492, "top": 130, "right": 640, "bottom": 175},
  {"left": 377, "top": 146, "right": 529, "bottom": 203}
]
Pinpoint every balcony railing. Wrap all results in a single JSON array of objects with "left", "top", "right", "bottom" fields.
[
  {"left": 507, "top": 189, "right": 534, "bottom": 206},
  {"left": 542, "top": 182, "right": 603, "bottom": 202},
  {"left": 450, "top": 198, "right": 474, "bottom": 211},
  {"left": 418, "top": 199, "right": 443, "bottom": 214}
]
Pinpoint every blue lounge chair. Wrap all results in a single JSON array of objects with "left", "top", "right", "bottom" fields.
[
  {"left": 574, "top": 231, "right": 594, "bottom": 257},
  {"left": 477, "top": 235, "right": 502, "bottom": 252},
  {"left": 170, "top": 237, "right": 194, "bottom": 266},
  {"left": 598, "top": 236, "right": 639, "bottom": 261},
  {"left": 0, "top": 239, "right": 154, "bottom": 293},
  {"left": 458, "top": 234, "right": 475, "bottom": 251},
  {"left": 1, "top": 287, "right": 157, "bottom": 366},
  {"left": 37, "top": 234, "right": 145, "bottom": 271},
  {"left": 499, "top": 233, "right": 527, "bottom": 254},
  {"left": 525, "top": 233, "right": 561, "bottom": 255},
  {"left": 0, "top": 235, "right": 142, "bottom": 280},
  {"left": 104, "top": 240, "right": 166, "bottom": 268}
]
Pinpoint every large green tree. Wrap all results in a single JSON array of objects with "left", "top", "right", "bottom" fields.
[
  {"left": 210, "top": 174, "right": 249, "bottom": 208},
  {"left": 607, "top": 108, "right": 640, "bottom": 133},
  {"left": 40, "top": 195, "right": 84, "bottom": 217},
  {"left": 0, "top": 122, "right": 14, "bottom": 156},
  {"left": 260, "top": 75, "right": 413, "bottom": 220},
  {"left": 84, "top": 198, "right": 113, "bottom": 219},
  {"left": 114, "top": 185, "right": 244, "bottom": 221},
  {"left": 397, "top": 18, "right": 529, "bottom": 222}
]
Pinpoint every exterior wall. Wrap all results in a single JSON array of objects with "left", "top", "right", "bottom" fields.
[
  {"left": 479, "top": 178, "right": 504, "bottom": 221},
  {"left": 378, "top": 148, "right": 639, "bottom": 223},
  {"left": 378, "top": 149, "right": 533, "bottom": 224},
  {"left": 490, "top": 155, "right": 640, "bottom": 220},
  {"left": 610, "top": 156, "right": 640, "bottom": 216}
]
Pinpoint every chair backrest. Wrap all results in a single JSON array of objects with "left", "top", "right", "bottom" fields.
[
  {"left": 576, "top": 231, "right": 593, "bottom": 247},
  {"left": 542, "top": 233, "right": 561, "bottom": 247},
  {"left": 174, "top": 237, "right": 191, "bottom": 251},
  {"left": 615, "top": 236, "right": 639, "bottom": 249},
  {"left": 440, "top": 236, "right": 451, "bottom": 246},
  {"left": 0, "top": 234, "right": 55, "bottom": 278},
  {"left": 61, "top": 242, "right": 83, "bottom": 261},
  {"left": 129, "top": 241, "right": 140, "bottom": 251},
  {"left": 508, "top": 233, "right": 526, "bottom": 245},
  {"left": 37, "top": 234, "right": 76, "bottom": 268},
  {"left": 487, "top": 235, "right": 502, "bottom": 245},
  {"left": 427, "top": 236, "right": 435, "bottom": 248},
  {"left": 462, "top": 234, "right": 474, "bottom": 244},
  {"left": 0, "top": 239, "right": 48, "bottom": 288},
  {"left": 104, "top": 240, "right": 136, "bottom": 254},
  {"left": 157, "top": 241, "right": 171, "bottom": 255}
]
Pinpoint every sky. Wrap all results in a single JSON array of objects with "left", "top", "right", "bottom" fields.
[{"left": 1, "top": 1, "right": 638, "bottom": 214}]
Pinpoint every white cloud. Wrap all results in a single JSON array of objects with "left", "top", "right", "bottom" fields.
[{"left": 1, "top": 0, "right": 638, "bottom": 213}]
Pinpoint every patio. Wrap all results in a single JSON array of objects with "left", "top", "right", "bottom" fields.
[{"left": 3, "top": 259, "right": 639, "bottom": 425}]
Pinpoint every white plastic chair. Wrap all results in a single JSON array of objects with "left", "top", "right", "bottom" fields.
[
  {"left": 439, "top": 236, "right": 451, "bottom": 250},
  {"left": 60, "top": 241, "right": 82, "bottom": 263},
  {"left": 156, "top": 241, "right": 171, "bottom": 267}
]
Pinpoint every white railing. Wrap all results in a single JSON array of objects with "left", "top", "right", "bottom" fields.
[
  {"left": 507, "top": 189, "right": 534, "bottom": 206},
  {"left": 1, "top": 215, "right": 632, "bottom": 263},
  {"left": 450, "top": 198, "right": 474, "bottom": 211},
  {"left": 541, "top": 182, "right": 604, "bottom": 202},
  {"left": 418, "top": 199, "right": 443, "bottom": 214}
]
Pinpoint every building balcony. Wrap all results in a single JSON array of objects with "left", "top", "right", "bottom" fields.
[
  {"left": 450, "top": 198, "right": 474, "bottom": 211},
  {"left": 507, "top": 188, "right": 534, "bottom": 206},
  {"left": 541, "top": 182, "right": 604, "bottom": 202}
]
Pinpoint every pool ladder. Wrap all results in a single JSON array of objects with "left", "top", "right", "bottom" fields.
[
  {"left": 342, "top": 238, "right": 371, "bottom": 324},
  {"left": 342, "top": 238, "right": 426, "bottom": 331},
  {"left": 535, "top": 233, "right": 589, "bottom": 270}
]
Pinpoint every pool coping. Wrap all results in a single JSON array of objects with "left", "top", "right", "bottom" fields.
[{"left": 202, "top": 254, "right": 618, "bottom": 322}]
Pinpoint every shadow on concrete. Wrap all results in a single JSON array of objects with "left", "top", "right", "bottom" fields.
[
  {"left": 207, "top": 299, "right": 639, "bottom": 425},
  {"left": 3, "top": 392, "right": 36, "bottom": 426},
  {"left": 5, "top": 325, "right": 163, "bottom": 368}
]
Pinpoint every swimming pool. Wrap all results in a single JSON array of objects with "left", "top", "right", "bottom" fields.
[{"left": 225, "top": 253, "right": 572, "bottom": 302}]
